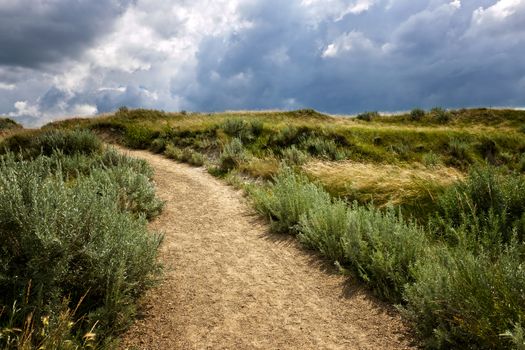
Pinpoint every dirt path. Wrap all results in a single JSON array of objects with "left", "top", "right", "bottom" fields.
[{"left": 119, "top": 148, "right": 415, "bottom": 350}]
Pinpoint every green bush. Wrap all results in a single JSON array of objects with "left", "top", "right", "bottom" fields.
[
  {"left": 432, "top": 167, "right": 525, "bottom": 248},
  {"left": 340, "top": 204, "right": 428, "bottom": 302},
  {"left": 390, "top": 143, "right": 412, "bottom": 160},
  {"left": 150, "top": 138, "right": 167, "bottom": 153},
  {"left": 1, "top": 130, "right": 102, "bottom": 158},
  {"left": 164, "top": 143, "right": 184, "bottom": 161},
  {"left": 87, "top": 166, "right": 164, "bottom": 219},
  {"left": 0, "top": 151, "right": 162, "bottom": 347},
  {"left": 447, "top": 138, "right": 473, "bottom": 164},
  {"left": 219, "top": 138, "right": 248, "bottom": 172},
  {"left": 180, "top": 148, "right": 205, "bottom": 166},
  {"left": 422, "top": 151, "right": 441, "bottom": 167},
  {"left": 32, "top": 147, "right": 154, "bottom": 181},
  {"left": 476, "top": 137, "right": 499, "bottom": 162},
  {"left": 254, "top": 168, "right": 428, "bottom": 302},
  {"left": 268, "top": 126, "right": 313, "bottom": 149},
  {"left": 164, "top": 144, "right": 205, "bottom": 166},
  {"left": 221, "top": 119, "right": 264, "bottom": 143},
  {"left": 410, "top": 108, "right": 426, "bottom": 121},
  {"left": 281, "top": 146, "right": 309, "bottom": 165},
  {"left": 431, "top": 107, "right": 451, "bottom": 124},
  {"left": 250, "top": 167, "right": 331, "bottom": 233},
  {"left": 298, "top": 199, "right": 349, "bottom": 263},
  {"left": 99, "top": 147, "right": 154, "bottom": 178},
  {"left": 124, "top": 125, "right": 158, "bottom": 149},
  {"left": 187, "top": 150, "right": 205, "bottom": 166},
  {"left": 300, "top": 200, "right": 428, "bottom": 302},
  {"left": 300, "top": 136, "right": 345, "bottom": 160},
  {"left": 403, "top": 242, "right": 525, "bottom": 349},
  {"left": 356, "top": 111, "right": 380, "bottom": 121}
]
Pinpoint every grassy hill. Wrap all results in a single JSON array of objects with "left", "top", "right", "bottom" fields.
[
  {"left": 3, "top": 107, "right": 525, "bottom": 349},
  {"left": 0, "top": 117, "right": 22, "bottom": 135},
  {"left": 46, "top": 107, "right": 525, "bottom": 220}
]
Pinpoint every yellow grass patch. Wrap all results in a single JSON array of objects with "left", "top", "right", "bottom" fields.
[
  {"left": 239, "top": 157, "right": 280, "bottom": 180},
  {"left": 303, "top": 160, "right": 464, "bottom": 207}
]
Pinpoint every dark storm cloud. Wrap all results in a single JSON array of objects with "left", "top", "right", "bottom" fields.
[
  {"left": 180, "top": 0, "right": 525, "bottom": 114},
  {"left": 178, "top": 0, "right": 319, "bottom": 111},
  {"left": 0, "top": 0, "right": 132, "bottom": 67}
]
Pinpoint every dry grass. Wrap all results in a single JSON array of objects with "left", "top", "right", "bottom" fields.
[
  {"left": 303, "top": 160, "right": 464, "bottom": 207},
  {"left": 239, "top": 157, "right": 280, "bottom": 180}
]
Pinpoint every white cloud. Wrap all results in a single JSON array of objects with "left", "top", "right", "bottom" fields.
[
  {"left": 450, "top": 0, "right": 461, "bottom": 10},
  {"left": 0, "top": 82, "right": 15, "bottom": 90},
  {"left": 341, "top": 0, "right": 376, "bottom": 17},
  {"left": 473, "top": 0, "right": 523, "bottom": 24},
  {"left": 466, "top": 0, "right": 525, "bottom": 39},
  {"left": 7, "top": 95, "right": 96, "bottom": 125},
  {"left": 71, "top": 104, "right": 98, "bottom": 116},
  {"left": 301, "top": 0, "right": 376, "bottom": 22},
  {"left": 322, "top": 31, "right": 376, "bottom": 58},
  {"left": 98, "top": 87, "right": 126, "bottom": 93},
  {"left": 9, "top": 101, "right": 40, "bottom": 118}
]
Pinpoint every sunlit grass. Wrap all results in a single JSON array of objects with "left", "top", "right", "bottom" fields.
[{"left": 303, "top": 160, "right": 463, "bottom": 206}]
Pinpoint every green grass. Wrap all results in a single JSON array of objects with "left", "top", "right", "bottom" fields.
[{"left": 45, "top": 108, "right": 525, "bottom": 170}]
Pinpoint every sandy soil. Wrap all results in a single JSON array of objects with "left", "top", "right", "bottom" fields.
[{"left": 118, "top": 148, "right": 416, "bottom": 350}]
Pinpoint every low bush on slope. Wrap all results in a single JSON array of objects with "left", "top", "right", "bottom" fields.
[{"left": 0, "top": 130, "right": 163, "bottom": 349}]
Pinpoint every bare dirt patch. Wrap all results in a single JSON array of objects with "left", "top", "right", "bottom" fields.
[{"left": 118, "top": 148, "right": 416, "bottom": 350}]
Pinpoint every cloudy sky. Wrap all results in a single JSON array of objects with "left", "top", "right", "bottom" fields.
[{"left": 0, "top": 0, "right": 524, "bottom": 126}]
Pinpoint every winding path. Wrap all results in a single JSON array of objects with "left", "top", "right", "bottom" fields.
[{"left": 118, "top": 148, "right": 415, "bottom": 350}]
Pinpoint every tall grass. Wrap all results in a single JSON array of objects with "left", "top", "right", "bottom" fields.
[{"left": 303, "top": 160, "right": 462, "bottom": 221}]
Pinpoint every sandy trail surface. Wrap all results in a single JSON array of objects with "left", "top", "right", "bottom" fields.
[{"left": 118, "top": 148, "right": 415, "bottom": 350}]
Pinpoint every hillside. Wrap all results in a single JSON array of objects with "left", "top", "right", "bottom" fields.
[
  {"left": 46, "top": 107, "right": 525, "bottom": 220},
  {"left": 0, "top": 117, "right": 22, "bottom": 134},
  {"left": 2, "top": 107, "right": 524, "bottom": 349}
]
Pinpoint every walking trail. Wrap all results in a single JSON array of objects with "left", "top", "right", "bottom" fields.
[{"left": 118, "top": 148, "right": 415, "bottom": 350}]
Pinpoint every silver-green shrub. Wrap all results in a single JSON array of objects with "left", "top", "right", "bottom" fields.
[
  {"left": 0, "top": 151, "right": 162, "bottom": 347},
  {"left": 250, "top": 167, "right": 331, "bottom": 233}
]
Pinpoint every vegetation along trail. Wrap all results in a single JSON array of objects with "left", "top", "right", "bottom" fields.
[{"left": 119, "top": 147, "right": 414, "bottom": 350}]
